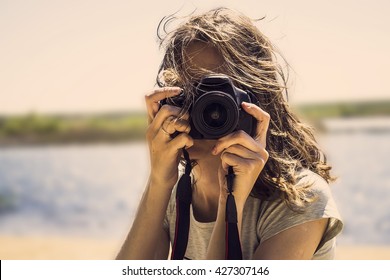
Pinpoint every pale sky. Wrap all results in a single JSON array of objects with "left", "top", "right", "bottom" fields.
[{"left": 1, "top": 0, "right": 389, "bottom": 114}]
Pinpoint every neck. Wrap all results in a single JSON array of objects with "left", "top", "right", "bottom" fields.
[
  {"left": 190, "top": 154, "right": 221, "bottom": 222},
  {"left": 193, "top": 154, "right": 220, "bottom": 192}
]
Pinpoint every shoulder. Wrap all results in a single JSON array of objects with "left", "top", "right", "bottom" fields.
[
  {"left": 297, "top": 169, "right": 333, "bottom": 198},
  {"left": 296, "top": 169, "right": 336, "bottom": 212},
  {"left": 255, "top": 169, "right": 343, "bottom": 251}
]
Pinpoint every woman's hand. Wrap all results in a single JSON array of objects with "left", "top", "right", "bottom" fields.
[
  {"left": 145, "top": 87, "right": 193, "bottom": 189},
  {"left": 213, "top": 102, "right": 270, "bottom": 209}
]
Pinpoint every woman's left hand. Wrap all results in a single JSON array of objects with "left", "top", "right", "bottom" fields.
[{"left": 212, "top": 102, "right": 270, "bottom": 209}]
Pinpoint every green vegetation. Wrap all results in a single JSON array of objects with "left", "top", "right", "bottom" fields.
[
  {"left": 0, "top": 100, "right": 389, "bottom": 145},
  {"left": 295, "top": 100, "right": 390, "bottom": 120},
  {"left": 0, "top": 112, "right": 147, "bottom": 145}
]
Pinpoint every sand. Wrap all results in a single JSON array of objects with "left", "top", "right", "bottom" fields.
[
  {"left": 1, "top": 235, "right": 389, "bottom": 260},
  {"left": 0, "top": 235, "right": 122, "bottom": 260}
]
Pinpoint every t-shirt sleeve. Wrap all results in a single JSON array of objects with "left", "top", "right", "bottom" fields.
[{"left": 257, "top": 171, "right": 344, "bottom": 252}]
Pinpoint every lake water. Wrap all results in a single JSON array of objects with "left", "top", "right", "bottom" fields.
[{"left": 0, "top": 117, "right": 389, "bottom": 245}]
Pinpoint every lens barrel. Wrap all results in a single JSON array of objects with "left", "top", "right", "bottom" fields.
[{"left": 191, "top": 91, "right": 239, "bottom": 139}]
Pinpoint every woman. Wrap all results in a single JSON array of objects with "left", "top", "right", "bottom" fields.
[{"left": 117, "top": 7, "right": 343, "bottom": 260}]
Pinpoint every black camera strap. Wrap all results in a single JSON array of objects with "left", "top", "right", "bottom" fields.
[
  {"left": 171, "top": 148, "right": 242, "bottom": 260},
  {"left": 170, "top": 148, "right": 192, "bottom": 260},
  {"left": 225, "top": 166, "right": 243, "bottom": 260}
]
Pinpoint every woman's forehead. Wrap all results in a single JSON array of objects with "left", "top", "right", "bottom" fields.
[{"left": 184, "top": 41, "right": 224, "bottom": 75}]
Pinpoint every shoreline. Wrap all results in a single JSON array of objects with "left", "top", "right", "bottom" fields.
[{"left": 1, "top": 235, "right": 389, "bottom": 260}]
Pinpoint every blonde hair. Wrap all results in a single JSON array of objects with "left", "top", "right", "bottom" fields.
[{"left": 156, "top": 8, "right": 334, "bottom": 210}]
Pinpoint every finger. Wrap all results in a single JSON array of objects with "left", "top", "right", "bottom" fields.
[
  {"left": 222, "top": 144, "right": 260, "bottom": 160},
  {"left": 145, "top": 87, "right": 182, "bottom": 122},
  {"left": 212, "top": 130, "right": 260, "bottom": 155},
  {"left": 168, "top": 133, "right": 194, "bottom": 152},
  {"left": 156, "top": 118, "right": 191, "bottom": 143},
  {"left": 241, "top": 102, "right": 270, "bottom": 147},
  {"left": 221, "top": 151, "right": 268, "bottom": 174},
  {"left": 150, "top": 108, "right": 189, "bottom": 139},
  {"left": 156, "top": 126, "right": 173, "bottom": 140},
  {"left": 222, "top": 145, "right": 269, "bottom": 165},
  {"left": 151, "top": 105, "right": 182, "bottom": 131},
  {"left": 164, "top": 118, "right": 191, "bottom": 134},
  {"left": 220, "top": 152, "right": 248, "bottom": 169},
  {"left": 221, "top": 160, "right": 229, "bottom": 173}
]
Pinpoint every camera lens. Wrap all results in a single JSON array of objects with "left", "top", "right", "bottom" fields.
[
  {"left": 203, "top": 103, "right": 227, "bottom": 128},
  {"left": 191, "top": 91, "right": 239, "bottom": 139}
]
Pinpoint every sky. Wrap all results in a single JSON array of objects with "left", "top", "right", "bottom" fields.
[{"left": 1, "top": 0, "right": 389, "bottom": 114}]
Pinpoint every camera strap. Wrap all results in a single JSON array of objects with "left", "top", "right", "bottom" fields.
[
  {"left": 170, "top": 149, "right": 242, "bottom": 260},
  {"left": 225, "top": 166, "right": 243, "bottom": 260},
  {"left": 170, "top": 148, "right": 192, "bottom": 260}
]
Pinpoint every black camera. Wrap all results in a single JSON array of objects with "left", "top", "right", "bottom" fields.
[{"left": 161, "top": 74, "right": 257, "bottom": 139}]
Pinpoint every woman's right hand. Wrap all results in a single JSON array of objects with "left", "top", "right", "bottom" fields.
[{"left": 145, "top": 87, "right": 193, "bottom": 189}]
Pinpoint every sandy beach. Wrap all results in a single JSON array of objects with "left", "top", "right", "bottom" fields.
[
  {"left": 0, "top": 235, "right": 122, "bottom": 260},
  {"left": 1, "top": 235, "right": 389, "bottom": 260}
]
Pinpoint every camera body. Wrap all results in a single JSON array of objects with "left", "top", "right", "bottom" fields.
[{"left": 161, "top": 74, "right": 257, "bottom": 139}]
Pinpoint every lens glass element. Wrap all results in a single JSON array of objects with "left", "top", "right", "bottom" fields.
[
  {"left": 202, "top": 103, "right": 228, "bottom": 128},
  {"left": 191, "top": 91, "right": 239, "bottom": 139}
]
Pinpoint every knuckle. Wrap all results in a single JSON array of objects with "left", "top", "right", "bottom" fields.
[
  {"left": 160, "top": 104, "right": 179, "bottom": 115},
  {"left": 178, "top": 133, "right": 193, "bottom": 147},
  {"left": 175, "top": 120, "right": 190, "bottom": 133},
  {"left": 176, "top": 132, "right": 189, "bottom": 142},
  {"left": 159, "top": 104, "right": 169, "bottom": 113},
  {"left": 236, "top": 130, "right": 247, "bottom": 138},
  {"left": 258, "top": 158, "right": 267, "bottom": 166},
  {"left": 159, "top": 105, "right": 171, "bottom": 116},
  {"left": 183, "top": 133, "right": 191, "bottom": 141},
  {"left": 166, "top": 115, "right": 175, "bottom": 123},
  {"left": 185, "top": 123, "right": 191, "bottom": 133},
  {"left": 263, "top": 112, "right": 271, "bottom": 120},
  {"left": 257, "top": 151, "right": 269, "bottom": 165},
  {"left": 177, "top": 114, "right": 189, "bottom": 122},
  {"left": 260, "top": 149, "right": 269, "bottom": 160},
  {"left": 173, "top": 116, "right": 180, "bottom": 122},
  {"left": 221, "top": 151, "right": 231, "bottom": 160}
]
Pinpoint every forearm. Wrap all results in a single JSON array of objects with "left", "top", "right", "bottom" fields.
[
  {"left": 206, "top": 197, "right": 244, "bottom": 260},
  {"left": 116, "top": 178, "right": 172, "bottom": 260}
]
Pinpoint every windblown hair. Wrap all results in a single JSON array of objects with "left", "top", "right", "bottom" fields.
[{"left": 156, "top": 7, "right": 334, "bottom": 211}]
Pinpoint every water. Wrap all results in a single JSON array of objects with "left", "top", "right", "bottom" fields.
[
  {"left": 319, "top": 118, "right": 390, "bottom": 245},
  {"left": 0, "top": 118, "right": 389, "bottom": 244},
  {"left": 0, "top": 143, "right": 149, "bottom": 239}
]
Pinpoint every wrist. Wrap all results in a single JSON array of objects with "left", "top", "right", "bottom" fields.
[
  {"left": 149, "top": 168, "right": 177, "bottom": 186},
  {"left": 148, "top": 174, "right": 176, "bottom": 194}
]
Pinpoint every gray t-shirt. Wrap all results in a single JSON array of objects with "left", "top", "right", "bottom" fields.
[{"left": 163, "top": 169, "right": 344, "bottom": 260}]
